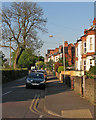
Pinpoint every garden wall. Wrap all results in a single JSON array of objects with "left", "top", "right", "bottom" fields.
[
  {"left": 74, "top": 75, "right": 96, "bottom": 104},
  {"left": 74, "top": 76, "right": 82, "bottom": 95},
  {"left": 85, "top": 76, "right": 96, "bottom": 104}
]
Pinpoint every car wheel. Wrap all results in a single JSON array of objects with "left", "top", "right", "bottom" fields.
[
  {"left": 42, "top": 85, "right": 46, "bottom": 89},
  {"left": 26, "top": 84, "right": 29, "bottom": 89}
]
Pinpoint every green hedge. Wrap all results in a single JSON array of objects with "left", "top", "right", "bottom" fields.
[
  {"left": 58, "top": 66, "right": 64, "bottom": 73},
  {"left": 1, "top": 69, "right": 28, "bottom": 83},
  {"left": 86, "top": 66, "right": 96, "bottom": 79}
]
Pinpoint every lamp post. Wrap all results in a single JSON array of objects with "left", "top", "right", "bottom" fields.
[
  {"left": 49, "top": 35, "right": 65, "bottom": 83},
  {"left": 63, "top": 39, "right": 65, "bottom": 84},
  {"left": 9, "top": 37, "right": 12, "bottom": 68}
]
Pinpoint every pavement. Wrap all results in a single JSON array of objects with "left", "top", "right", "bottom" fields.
[{"left": 44, "top": 74, "right": 95, "bottom": 119}]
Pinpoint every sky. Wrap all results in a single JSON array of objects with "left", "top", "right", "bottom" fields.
[{"left": 1, "top": 1, "right": 95, "bottom": 58}]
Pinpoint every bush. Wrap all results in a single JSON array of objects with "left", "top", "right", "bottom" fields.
[
  {"left": 54, "top": 62, "right": 63, "bottom": 72},
  {"left": 58, "top": 66, "right": 64, "bottom": 73},
  {"left": 1, "top": 68, "right": 28, "bottom": 83},
  {"left": 89, "top": 66, "right": 96, "bottom": 74},
  {"left": 86, "top": 66, "right": 96, "bottom": 79}
]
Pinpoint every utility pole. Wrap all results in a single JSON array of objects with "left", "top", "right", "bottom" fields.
[{"left": 63, "top": 39, "right": 65, "bottom": 84}]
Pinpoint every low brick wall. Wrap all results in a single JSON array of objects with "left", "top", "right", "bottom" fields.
[
  {"left": 95, "top": 77, "right": 96, "bottom": 104},
  {"left": 74, "top": 75, "right": 96, "bottom": 104},
  {"left": 74, "top": 76, "right": 82, "bottom": 95},
  {"left": 85, "top": 77, "right": 96, "bottom": 104}
]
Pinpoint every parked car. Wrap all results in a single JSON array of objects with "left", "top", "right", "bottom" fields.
[
  {"left": 26, "top": 72, "right": 46, "bottom": 89},
  {"left": 36, "top": 70, "right": 47, "bottom": 81}
]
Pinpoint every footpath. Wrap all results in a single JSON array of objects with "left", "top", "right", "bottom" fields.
[{"left": 44, "top": 74, "right": 95, "bottom": 119}]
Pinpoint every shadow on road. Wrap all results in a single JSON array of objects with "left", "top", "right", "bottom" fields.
[
  {"left": 2, "top": 73, "right": 69, "bottom": 103},
  {"left": 2, "top": 77, "right": 45, "bottom": 103}
]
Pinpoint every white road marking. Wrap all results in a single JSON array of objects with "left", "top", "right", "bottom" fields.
[
  {"left": 2, "top": 91, "right": 12, "bottom": 96},
  {"left": 39, "top": 115, "right": 43, "bottom": 118}
]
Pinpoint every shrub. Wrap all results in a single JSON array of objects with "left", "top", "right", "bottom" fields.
[
  {"left": 86, "top": 66, "right": 96, "bottom": 79},
  {"left": 1, "top": 68, "right": 28, "bottom": 83},
  {"left": 58, "top": 66, "right": 64, "bottom": 73},
  {"left": 54, "top": 62, "right": 63, "bottom": 72},
  {"left": 89, "top": 66, "right": 96, "bottom": 74}
]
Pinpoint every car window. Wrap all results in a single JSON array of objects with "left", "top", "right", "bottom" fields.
[
  {"left": 37, "top": 71, "right": 44, "bottom": 73},
  {"left": 28, "top": 73, "right": 44, "bottom": 79}
]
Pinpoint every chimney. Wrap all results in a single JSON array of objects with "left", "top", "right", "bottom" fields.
[
  {"left": 84, "top": 29, "right": 87, "bottom": 34},
  {"left": 93, "top": 18, "right": 96, "bottom": 26},
  {"left": 64, "top": 41, "right": 68, "bottom": 47}
]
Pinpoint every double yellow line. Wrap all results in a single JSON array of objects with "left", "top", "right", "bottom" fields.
[
  {"left": 29, "top": 94, "right": 41, "bottom": 114},
  {"left": 29, "top": 94, "right": 63, "bottom": 118}
]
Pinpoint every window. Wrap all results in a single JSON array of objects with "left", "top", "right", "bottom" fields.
[
  {"left": 76, "top": 48, "right": 78, "bottom": 57},
  {"left": 80, "top": 45, "right": 82, "bottom": 55},
  {"left": 83, "top": 42, "right": 86, "bottom": 54},
  {"left": 80, "top": 61, "right": 82, "bottom": 70},
  {"left": 84, "top": 60, "right": 86, "bottom": 70},
  {"left": 90, "top": 59, "right": 93, "bottom": 67},
  {"left": 89, "top": 37, "right": 93, "bottom": 51},
  {"left": 75, "top": 61, "right": 78, "bottom": 70},
  {"left": 95, "top": 60, "right": 96, "bottom": 65}
]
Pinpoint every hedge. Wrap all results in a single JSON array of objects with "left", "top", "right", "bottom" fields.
[
  {"left": 58, "top": 66, "right": 64, "bottom": 73},
  {"left": 1, "top": 69, "right": 28, "bottom": 83},
  {"left": 86, "top": 66, "right": 96, "bottom": 79}
]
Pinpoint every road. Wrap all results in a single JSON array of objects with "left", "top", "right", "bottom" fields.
[
  {"left": 2, "top": 75, "right": 57, "bottom": 119},
  {"left": 2, "top": 74, "right": 94, "bottom": 119}
]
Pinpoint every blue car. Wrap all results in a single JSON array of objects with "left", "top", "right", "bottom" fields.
[{"left": 26, "top": 72, "right": 46, "bottom": 89}]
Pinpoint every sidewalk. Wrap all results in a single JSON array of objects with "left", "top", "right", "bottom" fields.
[{"left": 44, "top": 75, "right": 94, "bottom": 118}]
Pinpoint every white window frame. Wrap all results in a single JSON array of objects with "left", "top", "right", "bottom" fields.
[
  {"left": 90, "top": 59, "right": 93, "bottom": 68},
  {"left": 83, "top": 42, "right": 87, "bottom": 54},
  {"left": 83, "top": 60, "right": 86, "bottom": 70},
  {"left": 76, "top": 47, "right": 78, "bottom": 57},
  {"left": 89, "top": 37, "right": 93, "bottom": 51}
]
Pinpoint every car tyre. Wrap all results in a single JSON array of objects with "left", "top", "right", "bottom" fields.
[{"left": 26, "top": 84, "right": 29, "bottom": 89}]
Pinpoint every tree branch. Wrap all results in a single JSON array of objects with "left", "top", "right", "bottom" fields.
[{"left": 0, "top": 45, "right": 16, "bottom": 51}]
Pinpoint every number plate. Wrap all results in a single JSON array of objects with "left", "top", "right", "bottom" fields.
[{"left": 32, "top": 83, "right": 39, "bottom": 85}]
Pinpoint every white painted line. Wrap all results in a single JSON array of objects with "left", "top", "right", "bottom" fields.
[
  {"left": 2, "top": 91, "right": 12, "bottom": 96},
  {"left": 39, "top": 115, "right": 43, "bottom": 118}
]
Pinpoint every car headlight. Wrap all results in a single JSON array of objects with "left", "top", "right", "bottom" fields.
[{"left": 26, "top": 79, "right": 31, "bottom": 83}]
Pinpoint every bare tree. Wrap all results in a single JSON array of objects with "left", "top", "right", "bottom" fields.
[{"left": 1, "top": 2, "right": 47, "bottom": 68}]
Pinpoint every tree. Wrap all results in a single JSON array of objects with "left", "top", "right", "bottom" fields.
[
  {"left": 46, "top": 59, "right": 54, "bottom": 71},
  {"left": 12, "top": 48, "right": 38, "bottom": 68},
  {"left": 36, "top": 61, "right": 45, "bottom": 69},
  {"left": 0, "top": 51, "right": 7, "bottom": 66},
  {"left": 58, "top": 58, "right": 69, "bottom": 67},
  {"left": 39, "top": 56, "right": 44, "bottom": 62},
  {"left": 1, "top": 2, "right": 47, "bottom": 69}
]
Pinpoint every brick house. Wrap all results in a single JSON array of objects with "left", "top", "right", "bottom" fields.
[
  {"left": 45, "top": 41, "right": 75, "bottom": 66},
  {"left": 75, "top": 18, "right": 96, "bottom": 71}
]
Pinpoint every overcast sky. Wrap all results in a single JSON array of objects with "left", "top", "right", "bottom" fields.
[{"left": 2, "top": 2, "right": 94, "bottom": 58}]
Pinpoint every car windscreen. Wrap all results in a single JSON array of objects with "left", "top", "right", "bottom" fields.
[
  {"left": 37, "top": 71, "right": 44, "bottom": 73},
  {"left": 28, "top": 73, "right": 44, "bottom": 79}
]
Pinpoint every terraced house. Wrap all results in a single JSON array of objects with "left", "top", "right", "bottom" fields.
[
  {"left": 75, "top": 18, "right": 96, "bottom": 71},
  {"left": 45, "top": 41, "right": 75, "bottom": 66}
]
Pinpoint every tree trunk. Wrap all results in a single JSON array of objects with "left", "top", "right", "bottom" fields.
[
  {"left": 13, "top": 47, "right": 25, "bottom": 69},
  {"left": 13, "top": 47, "right": 20, "bottom": 69}
]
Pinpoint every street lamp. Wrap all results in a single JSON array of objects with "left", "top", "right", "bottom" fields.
[
  {"left": 63, "top": 39, "right": 65, "bottom": 83},
  {"left": 49, "top": 35, "right": 65, "bottom": 83},
  {"left": 9, "top": 37, "right": 12, "bottom": 68}
]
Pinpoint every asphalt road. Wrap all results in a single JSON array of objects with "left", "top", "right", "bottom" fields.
[{"left": 2, "top": 75, "right": 56, "bottom": 119}]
